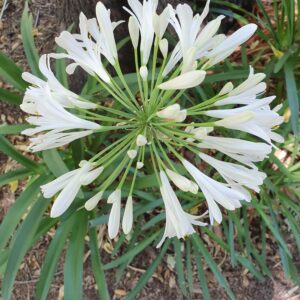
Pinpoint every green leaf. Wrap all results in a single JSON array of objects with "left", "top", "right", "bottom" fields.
[
  {"left": 89, "top": 213, "right": 110, "bottom": 300},
  {"left": 42, "top": 149, "right": 69, "bottom": 177},
  {"left": 284, "top": 61, "right": 299, "bottom": 135},
  {"left": 0, "top": 123, "right": 30, "bottom": 135},
  {"left": 191, "top": 235, "right": 235, "bottom": 300},
  {"left": 0, "top": 175, "right": 49, "bottom": 252},
  {"left": 125, "top": 239, "right": 170, "bottom": 300},
  {"left": 64, "top": 210, "right": 87, "bottom": 300},
  {"left": 0, "top": 88, "right": 22, "bottom": 105},
  {"left": 2, "top": 195, "right": 51, "bottom": 300},
  {"left": 0, "top": 52, "right": 27, "bottom": 91},
  {"left": 173, "top": 239, "right": 187, "bottom": 296},
  {"left": 103, "top": 230, "right": 161, "bottom": 270},
  {"left": 21, "top": 2, "right": 42, "bottom": 77},
  {"left": 0, "top": 168, "right": 33, "bottom": 187},
  {"left": 193, "top": 245, "right": 210, "bottom": 300},
  {"left": 35, "top": 216, "right": 74, "bottom": 300},
  {"left": 0, "top": 136, "right": 42, "bottom": 172}
]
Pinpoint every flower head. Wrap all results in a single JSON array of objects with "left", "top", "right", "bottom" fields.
[{"left": 21, "top": 0, "right": 283, "bottom": 246}]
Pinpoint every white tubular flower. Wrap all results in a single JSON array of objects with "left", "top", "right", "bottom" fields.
[
  {"left": 164, "top": 1, "right": 211, "bottom": 75},
  {"left": 95, "top": 2, "right": 121, "bottom": 63},
  {"left": 41, "top": 161, "right": 103, "bottom": 218},
  {"left": 159, "top": 70, "right": 206, "bottom": 90},
  {"left": 124, "top": 0, "right": 158, "bottom": 65},
  {"left": 153, "top": 6, "right": 170, "bottom": 40},
  {"left": 85, "top": 190, "right": 104, "bottom": 211},
  {"left": 198, "top": 135, "right": 272, "bottom": 168},
  {"left": 157, "top": 171, "right": 206, "bottom": 248},
  {"left": 108, "top": 189, "right": 121, "bottom": 239},
  {"left": 204, "top": 24, "right": 257, "bottom": 67},
  {"left": 216, "top": 67, "right": 266, "bottom": 105},
  {"left": 122, "top": 196, "right": 133, "bottom": 234},
  {"left": 21, "top": 88, "right": 100, "bottom": 151},
  {"left": 182, "top": 159, "right": 247, "bottom": 224},
  {"left": 207, "top": 97, "right": 284, "bottom": 144},
  {"left": 166, "top": 169, "right": 198, "bottom": 194},
  {"left": 156, "top": 104, "right": 187, "bottom": 122},
  {"left": 55, "top": 5, "right": 122, "bottom": 83},
  {"left": 21, "top": 55, "right": 95, "bottom": 111},
  {"left": 199, "top": 153, "right": 266, "bottom": 193}
]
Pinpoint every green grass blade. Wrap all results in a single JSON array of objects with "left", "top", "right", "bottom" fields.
[
  {"left": 64, "top": 210, "right": 87, "bottom": 300},
  {"left": 2, "top": 195, "right": 51, "bottom": 300}
]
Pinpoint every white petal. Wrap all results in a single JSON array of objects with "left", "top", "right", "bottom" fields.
[{"left": 159, "top": 70, "right": 206, "bottom": 90}]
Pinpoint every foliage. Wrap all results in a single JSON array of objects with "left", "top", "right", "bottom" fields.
[{"left": 0, "top": 1, "right": 299, "bottom": 300}]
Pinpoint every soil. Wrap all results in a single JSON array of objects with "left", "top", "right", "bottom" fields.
[{"left": 0, "top": 0, "right": 299, "bottom": 299}]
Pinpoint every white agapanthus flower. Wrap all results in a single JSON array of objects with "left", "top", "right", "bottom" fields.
[
  {"left": 41, "top": 161, "right": 103, "bottom": 217},
  {"left": 21, "top": 0, "right": 283, "bottom": 246}
]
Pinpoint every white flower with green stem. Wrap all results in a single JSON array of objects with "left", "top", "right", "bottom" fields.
[{"left": 21, "top": 0, "right": 283, "bottom": 246}]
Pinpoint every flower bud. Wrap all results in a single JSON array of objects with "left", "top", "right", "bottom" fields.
[
  {"left": 140, "top": 66, "right": 148, "bottom": 81},
  {"left": 128, "top": 16, "right": 139, "bottom": 49},
  {"left": 127, "top": 149, "right": 137, "bottom": 159},
  {"left": 85, "top": 191, "right": 103, "bottom": 211},
  {"left": 136, "top": 134, "right": 147, "bottom": 146}
]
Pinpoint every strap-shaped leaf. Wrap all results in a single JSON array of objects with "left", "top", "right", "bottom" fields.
[
  {"left": 64, "top": 210, "right": 87, "bottom": 300},
  {"left": 21, "top": 2, "right": 42, "bottom": 77},
  {"left": 0, "top": 175, "right": 49, "bottom": 251},
  {"left": 126, "top": 239, "right": 171, "bottom": 300},
  {"left": 0, "top": 123, "right": 30, "bottom": 135},
  {"left": 0, "top": 52, "right": 27, "bottom": 91},
  {"left": 0, "top": 87, "right": 22, "bottom": 105},
  {"left": 89, "top": 214, "right": 110, "bottom": 300},
  {"left": 0, "top": 168, "right": 33, "bottom": 187},
  {"left": 191, "top": 234, "right": 235, "bottom": 300},
  {"left": 35, "top": 216, "right": 74, "bottom": 300},
  {"left": 2, "top": 195, "right": 51, "bottom": 300},
  {"left": 0, "top": 136, "right": 42, "bottom": 172}
]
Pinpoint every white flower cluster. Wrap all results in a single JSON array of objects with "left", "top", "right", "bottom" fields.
[{"left": 21, "top": 0, "right": 283, "bottom": 246}]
